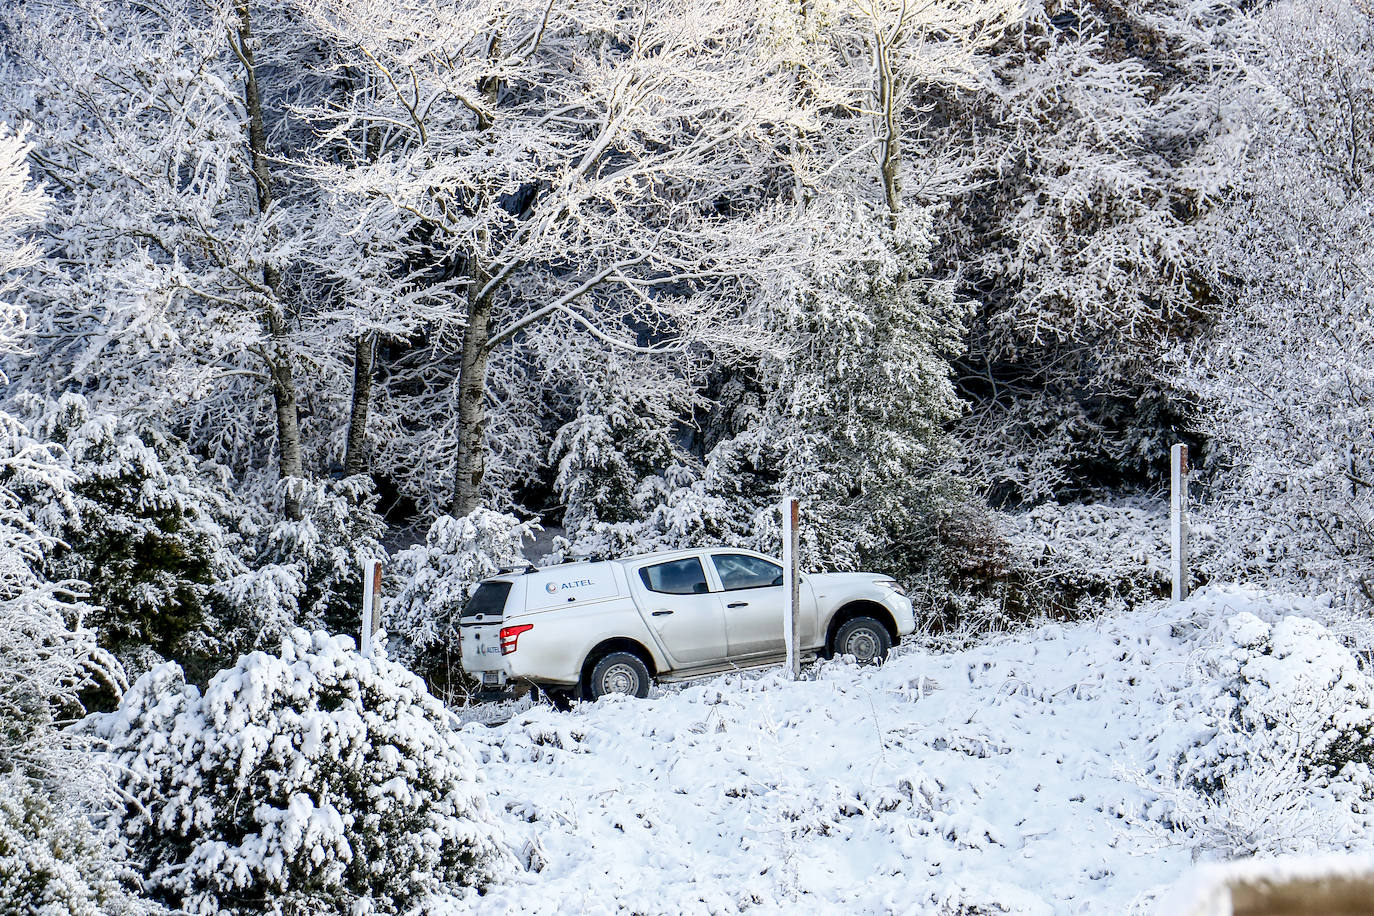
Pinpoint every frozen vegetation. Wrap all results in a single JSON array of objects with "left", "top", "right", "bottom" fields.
[{"left": 1, "top": 0, "right": 1372, "bottom": 911}]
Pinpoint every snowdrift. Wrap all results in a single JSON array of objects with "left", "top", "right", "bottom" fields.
[{"left": 430, "top": 586, "right": 1374, "bottom": 915}]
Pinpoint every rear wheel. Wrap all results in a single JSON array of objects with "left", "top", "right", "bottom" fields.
[
  {"left": 586, "top": 651, "right": 652, "bottom": 700},
  {"left": 831, "top": 616, "right": 891, "bottom": 665}
]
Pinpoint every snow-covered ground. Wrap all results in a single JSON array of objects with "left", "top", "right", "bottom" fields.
[{"left": 430, "top": 587, "right": 1370, "bottom": 915}]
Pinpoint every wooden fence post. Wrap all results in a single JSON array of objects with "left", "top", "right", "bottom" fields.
[
  {"left": 1171, "top": 443, "right": 1190, "bottom": 602},
  {"left": 361, "top": 559, "right": 383, "bottom": 657},
  {"left": 782, "top": 497, "right": 801, "bottom": 680}
]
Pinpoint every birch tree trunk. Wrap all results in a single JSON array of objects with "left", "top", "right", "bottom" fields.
[
  {"left": 874, "top": 28, "right": 902, "bottom": 227},
  {"left": 450, "top": 287, "right": 494, "bottom": 517},
  {"left": 233, "top": 0, "right": 305, "bottom": 520},
  {"left": 343, "top": 333, "right": 375, "bottom": 477}
]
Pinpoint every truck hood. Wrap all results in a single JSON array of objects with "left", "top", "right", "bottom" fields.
[{"left": 806, "top": 571, "right": 891, "bottom": 590}]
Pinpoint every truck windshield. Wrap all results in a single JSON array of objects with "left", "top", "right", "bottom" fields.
[{"left": 463, "top": 581, "right": 512, "bottom": 618}]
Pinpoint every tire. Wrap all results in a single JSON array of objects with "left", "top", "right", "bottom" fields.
[
  {"left": 586, "top": 651, "right": 652, "bottom": 700},
  {"left": 831, "top": 616, "right": 892, "bottom": 665}
]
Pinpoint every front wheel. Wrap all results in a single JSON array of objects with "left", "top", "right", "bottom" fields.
[
  {"left": 586, "top": 651, "right": 652, "bottom": 700},
  {"left": 831, "top": 616, "right": 892, "bottom": 665}
]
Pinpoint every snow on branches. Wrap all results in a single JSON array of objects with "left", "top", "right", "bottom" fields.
[
  {"left": 1188, "top": 0, "right": 1374, "bottom": 606},
  {"left": 388, "top": 509, "right": 538, "bottom": 689}
]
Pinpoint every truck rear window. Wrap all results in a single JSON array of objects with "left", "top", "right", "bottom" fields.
[{"left": 463, "top": 581, "right": 512, "bottom": 618}]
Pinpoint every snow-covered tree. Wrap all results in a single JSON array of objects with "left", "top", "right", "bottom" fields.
[
  {"left": 0, "top": 124, "right": 116, "bottom": 768},
  {"left": 294, "top": 0, "right": 830, "bottom": 516},
  {"left": 552, "top": 354, "right": 695, "bottom": 538},
  {"left": 933, "top": 0, "right": 1240, "bottom": 504},
  {"left": 219, "top": 475, "right": 387, "bottom": 646},
  {"left": 7, "top": 394, "right": 242, "bottom": 677},
  {"left": 1189, "top": 0, "right": 1374, "bottom": 603},
  {"left": 0, "top": 113, "right": 158, "bottom": 916},
  {"left": 94, "top": 631, "right": 509, "bottom": 915},
  {"left": 0, "top": 123, "right": 43, "bottom": 334},
  {"left": 0, "top": 0, "right": 336, "bottom": 517},
  {"left": 749, "top": 205, "right": 971, "bottom": 572}
]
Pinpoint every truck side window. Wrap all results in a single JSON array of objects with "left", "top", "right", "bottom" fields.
[
  {"left": 712, "top": 554, "right": 783, "bottom": 590},
  {"left": 639, "top": 558, "right": 710, "bottom": 595}
]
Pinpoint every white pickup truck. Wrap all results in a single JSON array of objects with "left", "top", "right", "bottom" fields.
[{"left": 459, "top": 547, "right": 915, "bottom": 702}]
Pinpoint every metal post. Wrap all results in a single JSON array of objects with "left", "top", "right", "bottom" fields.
[
  {"left": 782, "top": 497, "right": 801, "bottom": 680},
  {"left": 1171, "top": 444, "right": 1190, "bottom": 602},
  {"left": 361, "top": 559, "right": 383, "bottom": 657}
]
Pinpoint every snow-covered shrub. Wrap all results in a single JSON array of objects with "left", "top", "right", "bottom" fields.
[
  {"left": 905, "top": 498, "right": 1171, "bottom": 641},
  {"left": 0, "top": 773, "right": 162, "bottom": 916},
  {"left": 1155, "top": 611, "right": 1374, "bottom": 856},
  {"left": 220, "top": 476, "right": 386, "bottom": 645},
  {"left": 389, "top": 510, "right": 538, "bottom": 697},
  {"left": 904, "top": 500, "right": 1040, "bottom": 642},
  {"left": 998, "top": 498, "right": 1172, "bottom": 610},
  {"left": 1187, "top": 613, "right": 1374, "bottom": 788},
  {"left": 94, "top": 631, "right": 508, "bottom": 915},
  {"left": 8, "top": 394, "right": 242, "bottom": 675}
]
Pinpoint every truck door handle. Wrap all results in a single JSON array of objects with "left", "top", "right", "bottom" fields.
[
  {"left": 652, "top": 610, "right": 674, "bottom": 617},
  {"left": 727, "top": 601, "right": 748, "bottom": 608}
]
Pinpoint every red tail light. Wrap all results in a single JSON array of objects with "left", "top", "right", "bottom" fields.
[{"left": 499, "top": 624, "right": 533, "bottom": 655}]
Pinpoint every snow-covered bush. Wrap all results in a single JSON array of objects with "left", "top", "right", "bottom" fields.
[
  {"left": 907, "top": 498, "right": 1172, "bottom": 641},
  {"left": 904, "top": 501, "right": 1041, "bottom": 642},
  {"left": 999, "top": 499, "right": 1172, "bottom": 610},
  {"left": 0, "top": 773, "right": 162, "bottom": 916},
  {"left": 389, "top": 510, "right": 538, "bottom": 697},
  {"left": 220, "top": 476, "right": 386, "bottom": 645},
  {"left": 8, "top": 394, "right": 242, "bottom": 675},
  {"left": 1187, "top": 613, "right": 1374, "bottom": 789},
  {"left": 94, "top": 631, "right": 508, "bottom": 915},
  {"left": 1155, "top": 611, "right": 1374, "bottom": 856}
]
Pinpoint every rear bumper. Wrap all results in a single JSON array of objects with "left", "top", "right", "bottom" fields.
[
  {"left": 505, "top": 648, "right": 583, "bottom": 687},
  {"left": 460, "top": 623, "right": 509, "bottom": 686}
]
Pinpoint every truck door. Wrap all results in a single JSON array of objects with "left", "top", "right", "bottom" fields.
[
  {"left": 709, "top": 552, "right": 817, "bottom": 658},
  {"left": 632, "top": 557, "right": 728, "bottom": 666}
]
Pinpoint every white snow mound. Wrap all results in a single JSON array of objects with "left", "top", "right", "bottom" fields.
[{"left": 425, "top": 585, "right": 1374, "bottom": 915}]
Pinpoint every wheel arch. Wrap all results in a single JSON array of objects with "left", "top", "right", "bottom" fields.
[
  {"left": 824, "top": 600, "right": 899, "bottom": 655},
  {"left": 579, "top": 637, "right": 658, "bottom": 687}
]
